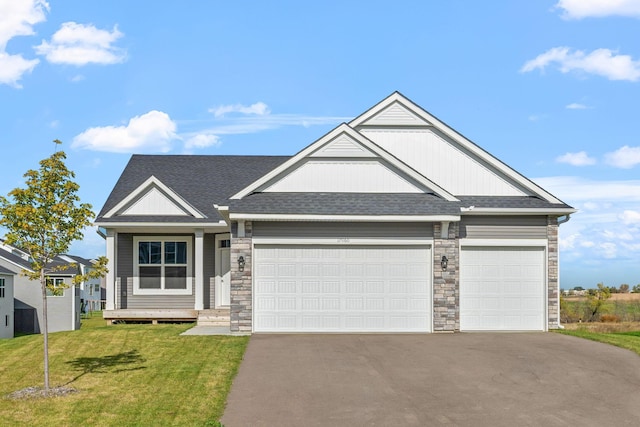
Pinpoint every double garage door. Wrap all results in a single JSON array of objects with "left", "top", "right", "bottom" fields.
[
  {"left": 460, "top": 246, "right": 546, "bottom": 331},
  {"left": 254, "top": 245, "right": 432, "bottom": 332}
]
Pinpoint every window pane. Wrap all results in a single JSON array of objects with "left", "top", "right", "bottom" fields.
[
  {"left": 139, "top": 242, "right": 149, "bottom": 264},
  {"left": 165, "top": 242, "right": 176, "bottom": 264},
  {"left": 149, "top": 242, "right": 162, "bottom": 264},
  {"left": 139, "top": 266, "right": 161, "bottom": 289},
  {"left": 175, "top": 242, "right": 187, "bottom": 264},
  {"left": 165, "top": 266, "right": 187, "bottom": 289}
]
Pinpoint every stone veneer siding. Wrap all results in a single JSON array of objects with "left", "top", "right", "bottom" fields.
[
  {"left": 230, "top": 221, "right": 253, "bottom": 333},
  {"left": 547, "top": 216, "right": 560, "bottom": 329},
  {"left": 433, "top": 222, "right": 459, "bottom": 332}
]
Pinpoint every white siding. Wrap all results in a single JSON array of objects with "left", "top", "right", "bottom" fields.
[
  {"left": 360, "top": 101, "right": 428, "bottom": 126},
  {"left": 264, "top": 161, "right": 423, "bottom": 193},
  {"left": 310, "top": 133, "right": 376, "bottom": 158},
  {"left": 122, "top": 187, "right": 188, "bottom": 216},
  {"left": 360, "top": 128, "right": 526, "bottom": 196}
]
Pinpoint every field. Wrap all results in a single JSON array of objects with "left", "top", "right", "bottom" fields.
[
  {"left": 561, "top": 292, "right": 640, "bottom": 324},
  {"left": 0, "top": 314, "right": 248, "bottom": 426}
]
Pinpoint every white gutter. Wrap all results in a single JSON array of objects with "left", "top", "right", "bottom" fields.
[{"left": 228, "top": 213, "right": 462, "bottom": 222}]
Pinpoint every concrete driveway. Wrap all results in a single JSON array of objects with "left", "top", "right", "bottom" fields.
[{"left": 221, "top": 333, "right": 640, "bottom": 426}]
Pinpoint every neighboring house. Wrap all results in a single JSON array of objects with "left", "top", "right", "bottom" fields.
[
  {"left": 0, "top": 265, "right": 14, "bottom": 339},
  {"left": 96, "top": 92, "right": 575, "bottom": 333},
  {"left": 60, "top": 255, "right": 103, "bottom": 312},
  {"left": 0, "top": 243, "right": 81, "bottom": 334}
]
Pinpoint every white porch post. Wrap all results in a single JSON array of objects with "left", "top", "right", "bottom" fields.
[
  {"left": 105, "top": 229, "right": 116, "bottom": 311},
  {"left": 194, "top": 229, "right": 204, "bottom": 310}
]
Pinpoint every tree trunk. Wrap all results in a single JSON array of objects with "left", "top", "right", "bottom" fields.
[{"left": 41, "top": 269, "right": 50, "bottom": 392}]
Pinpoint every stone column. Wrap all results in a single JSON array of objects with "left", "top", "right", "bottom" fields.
[
  {"left": 547, "top": 216, "right": 560, "bottom": 329},
  {"left": 230, "top": 221, "right": 253, "bottom": 334},
  {"left": 432, "top": 222, "right": 459, "bottom": 332}
]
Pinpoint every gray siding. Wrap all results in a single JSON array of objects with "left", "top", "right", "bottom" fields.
[
  {"left": 116, "top": 233, "right": 199, "bottom": 310},
  {"left": 460, "top": 216, "right": 547, "bottom": 239},
  {"left": 252, "top": 222, "right": 434, "bottom": 238},
  {"left": 0, "top": 274, "right": 14, "bottom": 339}
]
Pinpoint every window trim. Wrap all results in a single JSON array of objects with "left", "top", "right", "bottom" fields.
[
  {"left": 133, "top": 236, "right": 193, "bottom": 295},
  {"left": 46, "top": 277, "right": 65, "bottom": 297}
]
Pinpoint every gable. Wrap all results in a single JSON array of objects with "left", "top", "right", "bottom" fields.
[
  {"left": 103, "top": 176, "right": 204, "bottom": 218},
  {"left": 232, "top": 124, "right": 456, "bottom": 199},
  {"left": 356, "top": 100, "right": 430, "bottom": 127}
]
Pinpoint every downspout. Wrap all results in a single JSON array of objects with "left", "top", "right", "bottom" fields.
[{"left": 556, "top": 214, "right": 571, "bottom": 329}]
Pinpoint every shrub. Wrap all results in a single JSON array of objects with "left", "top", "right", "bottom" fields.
[{"left": 600, "top": 314, "right": 620, "bottom": 323}]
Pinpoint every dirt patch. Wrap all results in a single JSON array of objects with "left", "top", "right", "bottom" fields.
[{"left": 5, "top": 386, "right": 78, "bottom": 400}]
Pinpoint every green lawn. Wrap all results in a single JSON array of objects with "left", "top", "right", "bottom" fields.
[
  {"left": 557, "top": 329, "right": 640, "bottom": 357},
  {"left": 0, "top": 313, "right": 248, "bottom": 426}
]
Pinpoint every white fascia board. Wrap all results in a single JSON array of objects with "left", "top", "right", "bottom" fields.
[
  {"left": 229, "top": 213, "right": 461, "bottom": 222},
  {"left": 352, "top": 92, "right": 565, "bottom": 204},
  {"left": 461, "top": 207, "right": 577, "bottom": 215},
  {"left": 104, "top": 176, "right": 205, "bottom": 219},
  {"left": 93, "top": 221, "right": 228, "bottom": 230}
]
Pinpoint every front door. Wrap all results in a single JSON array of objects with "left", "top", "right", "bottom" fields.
[{"left": 215, "top": 235, "right": 231, "bottom": 307}]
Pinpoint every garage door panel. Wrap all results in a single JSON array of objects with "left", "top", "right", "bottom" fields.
[
  {"left": 461, "top": 247, "right": 545, "bottom": 331},
  {"left": 254, "top": 245, "right": 431, "bottom": 332}
]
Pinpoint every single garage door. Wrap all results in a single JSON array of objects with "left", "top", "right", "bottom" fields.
[
  {"left": 460, "top": 246, "right": 545, "bottom": 331},
  {"left": 254, "top": 245, "right": 431, "bottom": 332}
]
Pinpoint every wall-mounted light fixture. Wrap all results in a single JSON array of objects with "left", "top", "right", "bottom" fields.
[
  {"left": 441, "top": 255, "right": 448, "bottom": 270},
  {"left": 238, "top": 255, "right": 245, "bottom": 272}
]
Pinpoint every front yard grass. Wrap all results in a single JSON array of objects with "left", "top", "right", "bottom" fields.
[
  {"left": 557, "top": 327, "right": 640, "bottom": 357},
  {"left": 0, "top": 313, "right": 248, "bottom": 426}
]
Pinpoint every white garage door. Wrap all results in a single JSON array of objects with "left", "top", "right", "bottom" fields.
[
  {"left": 460, "top": 247, "right": 545, "bottom": 331},
  {"left": 254, "top": 245, "right": 431, "bottom": 332}
]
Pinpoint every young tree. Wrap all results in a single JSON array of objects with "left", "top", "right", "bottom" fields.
[
  {"left": 0, "top": 140, "right": 107, "bottom": 393},
  {"left": 619, "top": 284, "right": 630, "bottom": 293},
  {"left": 587, "top": 283, "right": 611, "bottom": 322}
]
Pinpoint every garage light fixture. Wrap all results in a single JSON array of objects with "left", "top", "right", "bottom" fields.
[
  {"left": 238, "top": 255, "right": 246, "bottom": 272},
  {"left": 441, "top": 256, "right": 448, "bottom": 270}
]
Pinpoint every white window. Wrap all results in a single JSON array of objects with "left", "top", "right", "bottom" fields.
[
  {"left": 0, "top": 278, "right": 4, "bottom": 298},
  {"left": 133, "top": 236, "right": 192, "bottom": 295},
  {"left": 46, "top": 278, "right": 65, "bottom": 297}
]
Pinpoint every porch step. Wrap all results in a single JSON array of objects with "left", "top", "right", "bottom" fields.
[{"left": 197, "top": 308, "right": 230, "bottom": 327}]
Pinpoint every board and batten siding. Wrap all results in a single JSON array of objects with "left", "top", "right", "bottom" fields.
[
  {"left": 116, "top": 233, "right": 195, "bottom": 310},
  {"left": 460, "top": 216, "right": 547, "bottom": 239},
  {"left": 204, "top": 233, "right": 216, "bottom": 309},
  {"left": 359, "top": 128, "right": 528, "bottom": 197},
  {"left": 252, "top": 222, "right": 434, "bottom": 239}
]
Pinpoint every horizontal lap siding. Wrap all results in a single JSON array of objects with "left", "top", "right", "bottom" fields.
[
  {"left": 460, "top": 216, "right": 547, "bottom": 239},
  {"left": 252, "top": 222, "right": 433, "bottom": 238},
  {"left": 117, "top": 233, "right": 195, "bottom": 310}
]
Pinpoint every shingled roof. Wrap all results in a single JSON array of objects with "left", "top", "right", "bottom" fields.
[{"left": 96, "top": 155, "right": 290, "bottom": 222}]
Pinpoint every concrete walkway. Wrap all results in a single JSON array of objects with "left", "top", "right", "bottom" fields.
[{"left": 222, "top": 333, "right": 640, "bottom": 426}]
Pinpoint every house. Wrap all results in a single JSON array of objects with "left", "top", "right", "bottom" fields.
[
  {"left": 95, "top": 92, "right": 575, "bottom": 333},
  {"left": 60, "top": 255, "right": 103, "bottom": 312},
  {"left": 0, "top": 265, "right": 14, "bottom": 338},
  {"left": 0, "top": 243, "right": 81, "bottom": 334}
]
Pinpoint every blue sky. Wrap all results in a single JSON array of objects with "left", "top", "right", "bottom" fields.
[{"left": 1, "top": 1, "right": 640, "bottom": 289}]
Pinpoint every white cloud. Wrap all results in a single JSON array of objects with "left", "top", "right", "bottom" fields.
[
  {"left": 555, "top": 0, "right": 640, "bottom": 19},
  {"left": 72, "top": 111, "right": 177, "bottom": 153},
  {"left": 184, "top": 134, "right": 221, "bottom": 150},
  {"left": 582, "top": 202, "right": 600, "bottom": 211},
  {"left": 621, "top": 210, "right": 640, "bottom": 224},
  {"left": 521, "top": 47, "right": 640, "bottom": 81},
  {"left": 534, "top": 176, "right": 640, "bottom": 201},
  {"left": 210, "top": 102, "right": 270, "bottom": 118},
  {"left": 566, "top": 103, "right": 589, "bottom": 109},
  {"left": 598, "top": 242, "right": 618, "bottom": 259},
  {"left": 556, "top": 151, "right": 596, "bottom": 166},
  {"left": 70, "top": 74, "right": 85, "bottom": 82},
  {"left": 0, "top": 51, "right": 39, "bottom": 87},
  {"left": 0, "top": 0, "right": 47, "bottom": 87},
  {"left": 35, "top": 22, "right": 126, "bottom": 65},
  {"left": 604, "top": 145, "right": 640, "bottom": 168},
  {"left": 0, "top": 0, "right": 48, "bottom": 49}
]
